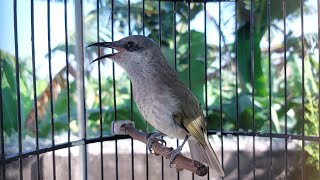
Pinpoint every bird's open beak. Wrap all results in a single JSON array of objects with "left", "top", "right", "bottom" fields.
[{"left": 87, "top": 41, "right": 125, "bottom": 64}]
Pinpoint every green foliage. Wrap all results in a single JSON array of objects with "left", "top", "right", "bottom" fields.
[
  {"left": 237, "top": 23, "right": 266, "bottom": 96},
  {"left": 1, "top": 51, "right": 18, "bottom": 134},
  {"left": 304, "top": 97, "right": 319, "bottom": 171},
  {"left": 177, "top": 30, "right": 205, "bottom": 106}
]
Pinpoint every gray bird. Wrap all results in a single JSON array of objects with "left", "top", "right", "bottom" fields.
[{"left": 88, "top": 35, "right": 225, "bottom": 177}]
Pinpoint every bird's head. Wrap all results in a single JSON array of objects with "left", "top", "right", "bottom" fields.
[
  {"left": 88, "top": 35, "right": 172, "bottom": 82},
  {"left": 88, "top": 35, "right": 161, "bottom": 66}
]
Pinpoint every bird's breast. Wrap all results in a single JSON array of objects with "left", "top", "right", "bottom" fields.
[{"left": 132, "top": 83, "right": 188, "bottom": 139}]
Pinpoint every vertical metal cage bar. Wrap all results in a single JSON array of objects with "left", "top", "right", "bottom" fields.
[
  {"left": 64, "top": 0, "right": 71, "bottom": 179},
  {"left": 142, "top": 1, "right": 149, "bottom": 179},
  {"left": 142, "top": 0, "right": 145, "bottom": 61},
  {"left": 235, "top": 1, "right": 240, "bottom": 179},
  {"left": 13, "top": 0, "right": 23, "bottom": 179},
  {"left": 158, "top": 0, "right": 162, "bottom": 48},
  {"left": 111, "top": 0, "right": 119, "bottom": 179},
  {"left": 318, "top": 0, "right": 320, "bottom": 177},
  {"left": 187, "top": 2, "right": 193, "bottom": 179},
  {"left": 127, "top": 1, "right": 135, "bottom": 179},
  {"left": 203, "top": 0, "right": 207, "bottom": 128},
  {"left": 174, "top": 2, "right": 177, "bottom": 72},
  {"left": 300, "top": 0, "right": 305, "bottom": 179},
  {"left": 157, "top": 2, "right": 164, "bottom": 180},
  {"left": 173, "top": 2, "right": 179, "bottom": 180},
  {"left": 82, "top": 0, "right": 88, "bottom": 177},
  {"left": 218, "top": 1, "right": 224, "bottom": 177},
  {"left": 188, "top": 1, "right": 191, "bottom": 90},
  {"left": 267, "top": 0, "right": 272, "bottom": 179},
  {"left": 282, "top": 0, "right": 288, "bottom": 179},
  {"left": 96, "top": 1, "right": 104, "bottom": 179},
  {"left": 0, "top": 31, "right": 5, "bottom": 180},
  {"left": 188, "top": 10, "right": 193, "bottom": 175},
  {"left": 47, "top": 0, "right": 57, "bottom": 179},
  {"left": 249, "top": 0, "right": 256, "bottom": 179},
  {"left": 75, "top": 0, "right": 87, "bottom": 179},
  {"left": 30, "top": 0, "right": 40, "bottom": 179},
  {"left": 128, "top": 0, "right": 133, "bottom": 121},
  {"left": 203, "top": 2, "right": 210, "bottom": 180}
]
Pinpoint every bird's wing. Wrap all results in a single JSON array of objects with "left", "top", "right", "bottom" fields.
[
  {"left": 169, "top": 80, "right": 224, "bottom": 176},
  {"left": 183, "top": 114, "right": 207, "bottom": 145},
  {"left": 171, "top": 83, "right": 207, "bottom": 145}
]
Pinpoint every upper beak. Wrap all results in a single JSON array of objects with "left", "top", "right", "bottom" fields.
[
  {"left": 87, "top": 42, "right": 114, "bottom": 48},
  {"left": 87, "top": 41, "right": 124, "bottom": 64}
]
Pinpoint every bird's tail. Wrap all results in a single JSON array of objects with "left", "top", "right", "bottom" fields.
[{"left": 188, "top": 138, "right": 225, "bottom": 177}]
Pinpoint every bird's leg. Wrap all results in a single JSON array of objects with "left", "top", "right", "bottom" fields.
[
  {"left": 167, "top": 135, "right": 189, "bottom": 167},
  {"left": 146, "top": 132, "right": 166, "bottom": 154}
]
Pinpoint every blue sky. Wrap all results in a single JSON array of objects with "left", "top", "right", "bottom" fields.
[{"left": 0, "top": 0, "right": 77, "bottom": 77}]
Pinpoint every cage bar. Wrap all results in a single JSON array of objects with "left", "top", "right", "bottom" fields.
[
  {"left": 96, "top": 0, "right": 104, "bottom": 179},
  {"left": 157, "top": 2, "right": 165, "bottom": 180},
  {"left": 30, "top": 0, "right": 40, "bottom": 179},
  {"left": 301, "top": 0, "right": 305, "bottom": 179},
  {"left": 13, "top": 0, "right": 23, "bottom": 179},
  {"left": 1, "top": 129, "right": 319, "bottom": 165},
  {"left": 188, "top": 2, "right": 191, "bottom": 91},
  {"left": 187, "top": 2, "right": 194, "bottom": 180},
  {"left": 318, "top": 0, "right": 320, "bottom": 177},
  {"left": 204, "top": 2, "right": 210, "bottom": 180},
  {"left": 74, "top": 0, "right": 87, "bottom": 179},
  {"left": 267, "top": 0, "right": 272, "bottom": 179},
  {"left": 249, "top": 0, "right": 256, "bottom": 179},
  {"left": 173, "top": 1, "right": 180, "bottom": 180},
  {"left": 282, "top": 0, "right": 288, "bottom": 179},
  {"left": 127, "top": 0, "right": 135, "bottom": 179},
  {"left": 64, "top": 0, "right": 71, "bottom": 179},
  {"left": 218, "top": 1, "right": 225, "bottom": 178},
  {"left": 46, "top": 0, "right": 57, "bottom": 178},
  {"left": 111, "top": 0, "right": 119, "bottom": 180},
  {"left": 235, "top": 1, "right": 240, "bottom": 179},
  {"left": 142, "top": 1, "right": 150, "bottom": 180}
]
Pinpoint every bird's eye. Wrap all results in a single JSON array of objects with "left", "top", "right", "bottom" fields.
[{"left": 125, "top": 41, "right": 137, "bottom": 52}]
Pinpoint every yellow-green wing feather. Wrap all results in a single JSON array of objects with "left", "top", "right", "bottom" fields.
[
  {"left": 170, "top": 78, "right": 225, "bottom": 176},
  {"left": 183, "top": 115, "right": 206, "bottom": 145},
  {"left": 171, "top": 82, "right": 207, "bottom": 145}
]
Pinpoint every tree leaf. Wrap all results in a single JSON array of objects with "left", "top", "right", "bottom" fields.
[
  {"left": 178, "top": 60, "right": 205, "bottom": 106},
  {"left": 237, "top": 23, "right": 267, "bottom": 96},
  {"left": 2, "top": 87, "right": 18, "bottom": 135},
  {"left": 1, "top": 55, "right": 16, "bottom": 93},
  {"left": 271, "top": 106, "right": 281, "bottom": 133}
]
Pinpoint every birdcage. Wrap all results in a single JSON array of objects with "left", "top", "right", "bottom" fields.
[{"left": 0, "top": 0, "right": 319, "bottom": 179}]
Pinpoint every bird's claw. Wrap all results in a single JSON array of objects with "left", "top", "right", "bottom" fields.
[
  {"left": 146, "top": 133, "right": 166, "bottom": 154},
  {"left": 167, "top": 148, "right": 181, "bottom": 168},
  {"left": 147, "top": 138, "right": 166, "bottom": 154},
  {"left": 166, "top": 135, "right": 189, "bottom": 168},
  {"left": 158, "top": 138, "right": 166, "bottom": 146}
]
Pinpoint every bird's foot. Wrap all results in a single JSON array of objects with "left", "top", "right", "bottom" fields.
[
  {"left": 166, "top": 135, "right": 189, "bottom": 168},
  {"left": 167, "top": 146, "right": 183, "bottom": 168},
  {"left": 146, "top": 132, "right": 166, "bottom": 154}
]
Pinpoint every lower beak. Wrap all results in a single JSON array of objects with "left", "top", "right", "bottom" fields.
[{"left": 87, "top": 41, "right": 124, "bottom": 64}]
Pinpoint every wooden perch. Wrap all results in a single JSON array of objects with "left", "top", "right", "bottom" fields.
[{"left": 120, "top": 124, "right": 209, "bottom": 176}]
